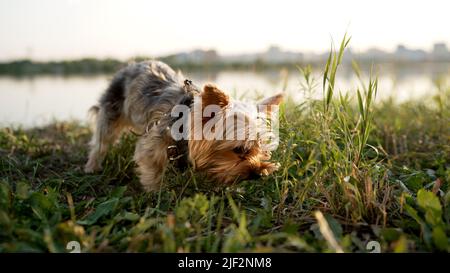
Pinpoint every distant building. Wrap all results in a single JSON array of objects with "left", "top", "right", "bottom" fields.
[
  {"left": 431, "top": 43, "right": 450, "bottom": 60},
  {"left": 222, "top": 46, "right": 303, "bottom": 64},
  {"left": 172, "top": 49, "right": 219, "bottom": 64},
  {"left": 362, "top": 48, "right": 390, "bottom": 61},
  {"left": 394, "top": 44, "right": 427, "bottom": 61},
  {"left": 222, "top": 53, "right": 258, "bottom": 64},
  {"left": 260, "top": 46, "right": 303, "bottom": 64},
  {"left": 162, "top": 42, "right": 450, "bottom": 65}
]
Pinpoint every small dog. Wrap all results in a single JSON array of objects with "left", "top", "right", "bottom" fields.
[{"left": 85, "top": 60, "right": 282, "bottom": 191}]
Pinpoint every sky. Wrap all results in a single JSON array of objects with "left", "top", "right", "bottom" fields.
[{"left": 0, "top": 0, "right": 449, "bottom": 61}]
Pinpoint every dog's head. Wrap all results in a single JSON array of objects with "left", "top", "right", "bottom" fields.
[{"left": 187, "top": 84, "right": 283, "bottom": 184}]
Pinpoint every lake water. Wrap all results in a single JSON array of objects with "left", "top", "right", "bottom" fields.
[{"left": 1, "top": 63, "right": 449, "bottom": 128}]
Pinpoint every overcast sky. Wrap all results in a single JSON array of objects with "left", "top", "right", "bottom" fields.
[{"left": 0, "top": 0, "right": 449, "bottom": 61}]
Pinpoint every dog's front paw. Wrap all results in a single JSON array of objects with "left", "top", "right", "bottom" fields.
[
  {"left": 84, "top": 161, "right": 101, "bottom": 173},
  {"left": 259, "top": 162, "right": 280, "bottom": 176}
]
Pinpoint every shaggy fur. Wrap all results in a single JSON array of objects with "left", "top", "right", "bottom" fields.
[{"left": 85, "top": 60, "right": 282, "bottom": 191}]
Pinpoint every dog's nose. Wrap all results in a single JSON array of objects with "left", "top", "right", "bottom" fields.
[{"left": 248, "top": 171, "right": 262, "bottom": 180}]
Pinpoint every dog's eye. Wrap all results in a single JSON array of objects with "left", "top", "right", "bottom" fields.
[{"left": 233, "top": 146, "right": 246, "bottom": 154}]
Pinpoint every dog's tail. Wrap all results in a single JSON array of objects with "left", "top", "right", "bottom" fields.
[{"left": 87, "top": 105, "right": 100, "bottom": 128}]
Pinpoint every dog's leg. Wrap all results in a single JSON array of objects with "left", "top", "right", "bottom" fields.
[
  {"left": 85, "top": 107, "right": 125, "bottom": 173},
  {"left": 133, "top": 126, "right": 169, "bottom": 192}
]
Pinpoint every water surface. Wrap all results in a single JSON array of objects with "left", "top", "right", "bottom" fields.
[{"left": 0, "top": 64, "right": 448, "bottom": 127}]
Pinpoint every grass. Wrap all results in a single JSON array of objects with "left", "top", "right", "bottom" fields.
[{"left": 1, "top": 37, "right": 449, "bottom": 253}]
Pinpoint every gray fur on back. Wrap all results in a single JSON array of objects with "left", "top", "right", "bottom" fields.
[{"left": 97, "top": 60, "right": 197, "bottom": 132}]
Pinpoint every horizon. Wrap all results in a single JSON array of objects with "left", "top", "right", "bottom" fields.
[
  {"left": 1, "top": 0, "right": 450, "bottom": 61},
  {"left": 2, "top": 42, "right": 449, "bottom": 63}
]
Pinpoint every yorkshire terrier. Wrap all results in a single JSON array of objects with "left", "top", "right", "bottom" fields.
[{"left": 85, "top": 60, "right": 283, "bottom": 191}]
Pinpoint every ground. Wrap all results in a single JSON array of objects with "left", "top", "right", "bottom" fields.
[{"left": 1, "top": 48, "right": 449, "bottom": 252}]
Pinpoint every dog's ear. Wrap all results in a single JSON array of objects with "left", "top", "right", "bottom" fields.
[
  {"left": 202, "top": 84, "right": 230, "bottom": 108},
  {"left": 257, "top": 93, "right": 283, "bottom": 116},
  {"left": 258, "top": 93, "right": 284, "bottom": 106}
]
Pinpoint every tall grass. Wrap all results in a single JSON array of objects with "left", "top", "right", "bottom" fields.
[{"left": 281, "top": 34, "right": 391, "bottom": 226}]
